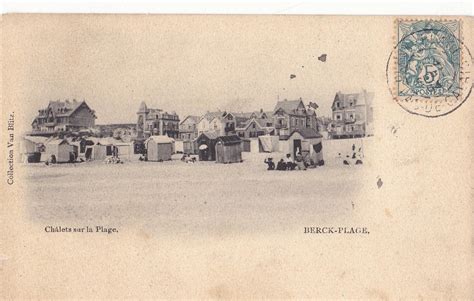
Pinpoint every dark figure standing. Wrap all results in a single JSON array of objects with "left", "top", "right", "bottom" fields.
[{"left": 264, "top": 158, "right": 275, "bottom": 170}]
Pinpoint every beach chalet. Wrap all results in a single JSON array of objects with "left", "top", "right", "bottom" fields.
[
  {"left": 196, "top": 132, "right": 218, "bottom": 161},
  {"left": 279, "top": 128, "right": 323, "bottom": 161},
  {"left": 80, "top": 137, "right": 115, "bottom": 161},
  {"left": 115, "top": 142, "right": 134, "bottom": 161},
  {"left": 183, "top": 140, "right": 198, "bottom": 155},
  {"left": 145, "top": 135, "right": 173, "bottom": 161},
  {"left": 44, "top": 139, "right": 76, "bottom": 163},
  {"left": 20, "top": 136, "right": 48, "bottom": 163},
  {"left": 215, "top": 135, "right": 243, "bottom": 164}
]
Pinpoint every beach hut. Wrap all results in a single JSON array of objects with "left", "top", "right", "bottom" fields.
[
  {"left": 196, "top": 132, "right": 218, "bottom": 161},
  {"left": 20, "top": 136, "right": 47, "bottom": 163},
  {"left": 145, "top": 135, "right": 173, "bottom": 161},
  {"left": 215, "top": 135, "right": 243, "bottom": 164},
  {"left": 241, "top": 139, "right": 251, "bottom": 152},
  {"left": 183, "top": 140, "right": 197, "bottom": 154},
  {"left": 279, "top": 128, "right": 323, "bottom": 161},
  {"left": 81, "top": 137, "right": 102, "bottom": 161},
  {"left": 174, "top": 140, "right": 184, "bottom": 154},
  {"left": 44, "top": 139, "right": 75, "bottom": 163},
  {"left": 115, "top": 142, "right": 134, "bottom": 161}
]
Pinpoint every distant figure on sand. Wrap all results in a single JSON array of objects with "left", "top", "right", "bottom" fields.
[
  {"left": 341, "top": 144, "right": 363, "bottom": 166},
  {"left": 185, "top": 154, "right": 196, "bottom": 163},
  {"left": 295, "top": 152, "right": 306, "bottom": 170},
  {"left": 264, "top": 157, "right": 275, "bottom": 170},
  {"left": 276, "top": 159, "right": 286, "bottom": 171},
  {"left": 285, "top": 154, "right": 295, "bottom": 170}
]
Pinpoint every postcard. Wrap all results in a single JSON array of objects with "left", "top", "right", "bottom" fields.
[{"left": 1, "top": 14, "right": 472, "bottom": 298}]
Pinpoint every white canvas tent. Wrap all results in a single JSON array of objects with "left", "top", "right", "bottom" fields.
[{"left": 258, "top": 135, "right": 279, "bottom": 153}]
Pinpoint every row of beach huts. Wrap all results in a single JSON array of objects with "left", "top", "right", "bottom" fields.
[{"left": 20, "top": 128, "right": 325, "bottom": 164}]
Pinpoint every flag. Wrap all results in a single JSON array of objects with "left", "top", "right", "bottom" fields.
[{"left": 308, "top": 102, "right": 319, "bottom": 109}]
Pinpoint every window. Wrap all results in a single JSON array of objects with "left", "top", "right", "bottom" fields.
[
  {"left": 252, "top": 123, "right": 256, "bottom": 129},
  {"left": 336, "top": 114, "right": 341, "bottom": 120},
  {"left": 336, "top": 102, "right": 340, "bottom": 108}
]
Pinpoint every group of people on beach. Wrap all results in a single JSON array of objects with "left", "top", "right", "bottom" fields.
[
  {"left": 338, "top": 144, "right": 364, "bottom": 166},
  {"left": 180, "top": 154, "right": 197, "bottom": 163},
  {"left": 104, "top": 155, "right": 124, "bottom": 164},
  {"left": 264, "top": 152, "right": 322, "bottom": 171}
]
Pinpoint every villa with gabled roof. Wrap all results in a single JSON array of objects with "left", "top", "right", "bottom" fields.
[
  {"left": 328, "top": 90, "right": 374, "bottom": 139},
  {"left": 31, "top": 99, "right": 97, "bottom": 136},
  {"left": 272, "top": 98, "right": 318, "bottom": 137}
]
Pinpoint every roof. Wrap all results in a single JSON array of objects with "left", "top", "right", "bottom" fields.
[
  {"left": 332, "top": 90, "right": 373, "bottom": 109},
  {"left": 273, "top": 99, "right": 305, "bottom": 115},
  {"left": 47, "top": 139, "right": 69, "bottom": 145},
  {"left": 216, "top": 135, "right": 242, "bottom": 145},
  {"left": 233, "top": 112, "right": 254, "bottom": 119},
  {"left": 280, "top": 128, "right": 322, "bottom": 140},
  {"left": 292, "top": 128, "right": 322, "bottom": 139},
  {"left": 197, "top": 131, "right": 219, "bottom": 140},
  {"left": 37, "top": 100, "right": 96, "bottom": 118},
  {"left": 146, "top": 135, "right": 174, "bottom": 144},
  {"left": 203, "top": 111, "right": 225, "bottom": 121},
  {"left": 138, "top": 101, "right": 148, "bottom": 113},
  {"left": 98, "top": 137, "right": 121, "bottom": 145},
  {"left": 180, "top": 115, "right": 201, "bottom": 125},
  {"left": 23, "top": 136, "right": 48, "bottom": 144},
  {"left": 85, "top": 137, "right": 100, "bottom": 144}
]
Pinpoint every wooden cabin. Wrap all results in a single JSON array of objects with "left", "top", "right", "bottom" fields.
[
  {"left": 44, "top": 139, "right": 75, "bottom": 163},
  {"left": 145, "top": 135, "right": 173, "bottom": 161},
  {"left": 279, "top": 128, "right": 323, "bottom": 160},
  {"left": 196, "top": 132, "right": 218, "bottom": 161},
  {"left": 215, "top": 135, "right": 243, "bottom": 164}
]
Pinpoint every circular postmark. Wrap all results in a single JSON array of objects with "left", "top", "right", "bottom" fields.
[{"left": 386, "top": 19, "right": 472, "bottom": 118}]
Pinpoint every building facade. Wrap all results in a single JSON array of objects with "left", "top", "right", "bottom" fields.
[
  {"left": 136, "top": 102, "right": 180, "bottom": 139},
  {"left": 328, "top": 90, "right": 374, "bottom": 139},
  {"left": 179, "top": 115, "right": 200, "bottom": 141},
  {"left": 31, "top": 99, "right": 97, "bottom": 136},
  {"left": 272, "top": 98, "right": 318, "bottom": 138},
  {"left": 235, "top": 110, "right": 275, "bottom": 138},
  {"left": 197, "top": 111, "right": 237, "bottom": 137}
]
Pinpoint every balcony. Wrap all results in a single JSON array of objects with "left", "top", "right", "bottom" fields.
[{"left": 225, "top": 125, "right": 235, "bottom": 132}]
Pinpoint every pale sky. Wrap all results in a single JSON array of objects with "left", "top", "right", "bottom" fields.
[{"left": 3, "top": 15, "right": 384, "bottom": 126}]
